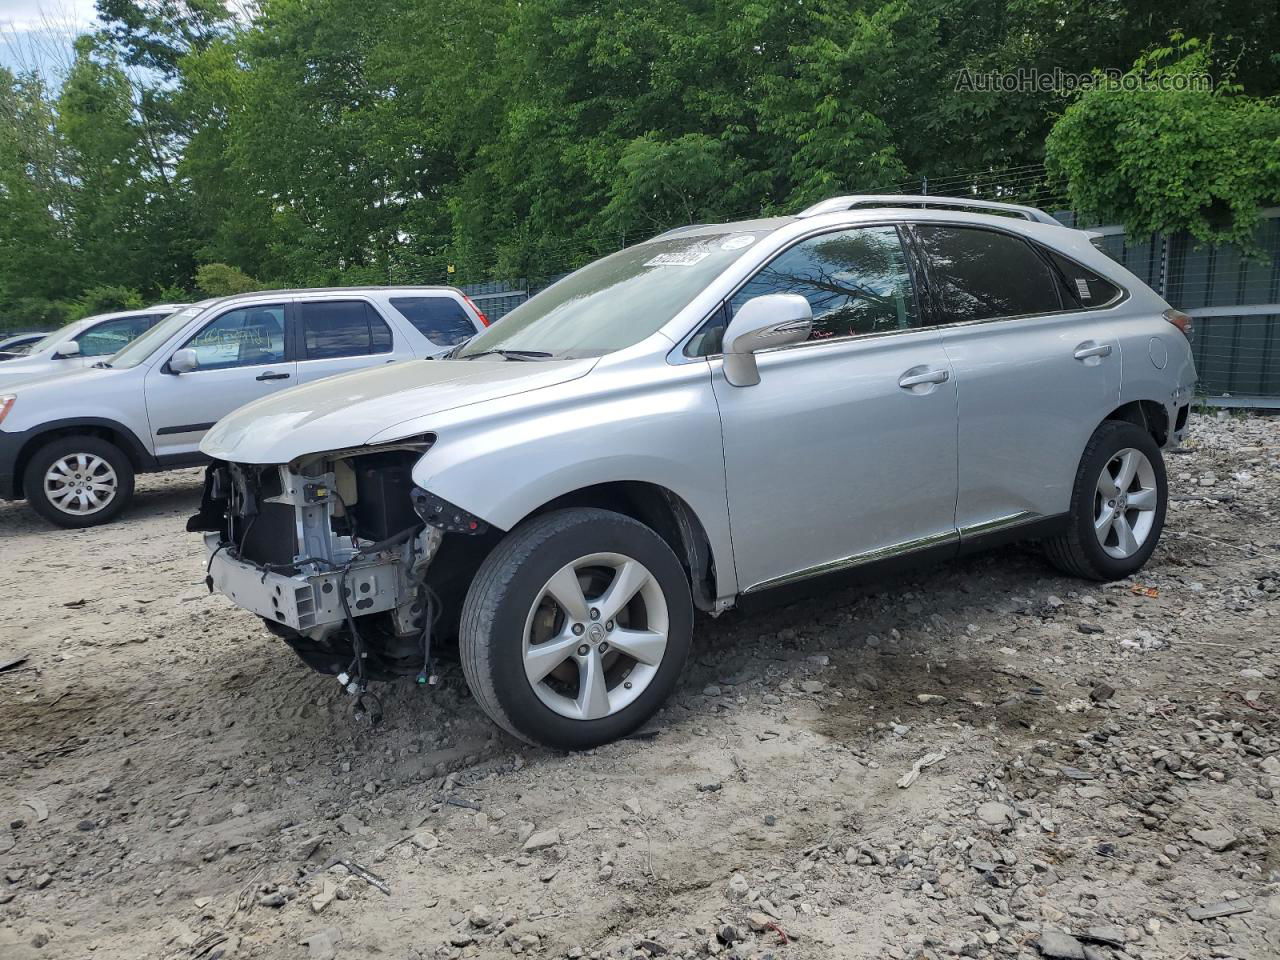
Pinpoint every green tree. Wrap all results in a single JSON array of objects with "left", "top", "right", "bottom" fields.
[
  {"left": 195, "top": 262, "right": 264, "bottom": 296},
  {"left": 1046, "top": 38, "right": 1280, "bottom": 247}
]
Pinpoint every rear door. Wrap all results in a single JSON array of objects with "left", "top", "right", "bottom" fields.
[
  {"left": 143, "top": 302, "right": 296, "bottom": 459},
  {"left": 294, "top": 298, "right": 406, "bottom": 384},
  {"left": 910, "top": 223, "right": 1123, "bottom": 536}
]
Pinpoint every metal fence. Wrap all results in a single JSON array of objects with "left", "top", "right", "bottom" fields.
[{"left": 465, "top": 211, "right": 1280, "bottom": 408}]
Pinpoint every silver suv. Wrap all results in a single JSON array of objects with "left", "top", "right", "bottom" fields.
[
  {"left": 0, "top": 287, "right": 487, "bottom": 526},
  {"left": 192, "top": 197, "right": 1196, "bottom": 749},
  {"left": 0, "top": 305, "right": 185, "bottom": 387}
]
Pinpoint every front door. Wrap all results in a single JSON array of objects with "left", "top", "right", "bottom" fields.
[
  {"left": 909, "top": 224, "right": 1123, "bottom": 534},
  {"left": 143, "top": 302, "right": 296, "bottom": 459},
  {"left": 709, "top": 225, "right": 960, "bottom": 594}
]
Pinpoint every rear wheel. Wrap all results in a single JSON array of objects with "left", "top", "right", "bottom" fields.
[
  {"left": 460, "top": 508, "right": 693, "bottom": 749},
  {"left": 1044, "top": 420, "right": 1166, "bottom": 581},
  {"left": 23, "top": 435, "right": 135, "bottom": 528}
]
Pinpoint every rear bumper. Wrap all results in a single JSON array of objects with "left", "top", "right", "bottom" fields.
[{"left": 204, "top": 532, "right": 406, "bottom": 632}]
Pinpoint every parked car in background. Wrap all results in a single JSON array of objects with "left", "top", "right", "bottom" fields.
[
  {"left": 0, "top": 332, "right": 52, "bottom": 359},
  {"left": 0, "top": 306, "right": 185, "bottom": 386},
  {"left": 0, "top": 287, "right": 488, "bottom": 527},
  {"left": 190, "top": 195, "right": 1196, "bottom": 750}
]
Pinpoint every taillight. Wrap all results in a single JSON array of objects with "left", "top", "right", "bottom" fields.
[
  {"left": 463, "top": 295, "right": 490, "bottom": 327},
  {"left": 1163, "top": 308, "right": 1193, "bottom": 338}
]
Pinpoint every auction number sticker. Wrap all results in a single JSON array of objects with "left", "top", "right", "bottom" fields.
[
  {"left": 720, "top": 234, "right": 756, "bottom": 251},
  {"left": 645, "top": 250, "right": 710, "bottom": 267}
]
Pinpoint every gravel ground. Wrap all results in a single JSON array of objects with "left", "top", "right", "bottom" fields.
[{"left": 1, "top": 411, "right": 1278, "bottom": 960}]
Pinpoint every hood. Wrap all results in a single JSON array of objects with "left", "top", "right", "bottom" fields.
[
  {"left": 0, "top": 356, "right": 73, "bottom": 388},
  {"left": 201, "top": 356, "right": 597, "bottom": 464}
]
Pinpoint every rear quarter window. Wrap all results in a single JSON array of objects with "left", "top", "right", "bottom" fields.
[
  {"left": 390, "top": 296, "right": 477, "bottom": 346},
  {"left": 1043, "top": 249, "right": 1123, "bottom": 309}
]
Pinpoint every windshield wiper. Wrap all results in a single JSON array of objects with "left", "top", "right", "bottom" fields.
[
  {"left": 93, "top": 361, "right": 113, "bottom": 369},
  {"left": 460, "top": 349, "right": 554, "bottom": 361}
]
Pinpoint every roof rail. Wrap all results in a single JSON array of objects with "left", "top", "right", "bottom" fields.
[{"left": 797, "top": 194, "right": 1061, "bottom": 225}]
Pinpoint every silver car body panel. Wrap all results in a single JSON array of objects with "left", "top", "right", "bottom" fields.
[{"left": 197, "top": 207, "right": 1197, "bottom": 611}]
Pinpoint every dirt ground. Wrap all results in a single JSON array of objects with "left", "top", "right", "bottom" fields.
[{"left": 1, "top": 412, "right": 1278, "bottom": 960}]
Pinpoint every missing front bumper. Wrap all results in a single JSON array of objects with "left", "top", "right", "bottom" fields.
[{"left": 203, "top": 532, "right": 405, "bottom": 632}]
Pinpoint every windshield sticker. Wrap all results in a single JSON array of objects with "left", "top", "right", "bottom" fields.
[
  {"left": 720, "top": 234, "right": 756, "bottom": 251},
  {"left": 645, "top": 250, "right": 711, "bottom": 267}
]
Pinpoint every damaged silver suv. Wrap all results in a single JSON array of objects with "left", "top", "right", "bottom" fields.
[{"left": 193, "top": 196, "right": 1196, "bottom": 749}]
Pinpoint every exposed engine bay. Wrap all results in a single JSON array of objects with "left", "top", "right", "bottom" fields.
[{"left": 188, "top": 440, "right": 499, "bottom": 714}]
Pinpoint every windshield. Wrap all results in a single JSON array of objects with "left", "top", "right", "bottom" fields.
[
  {"left": 455, "top": 224, "right": 782, "bottom": 359},
  {"left": 108, "top": 306, "right": 203, "bottom": 369}
]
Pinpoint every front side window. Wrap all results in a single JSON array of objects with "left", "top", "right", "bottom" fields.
[
  {"left": 301, "top": 301, "right": 393, "bottom": 359},
  {"left": 727, "top": 225, "right": 919, "bottom": 344},
  {"left": 182, "top": 305, "right": 287, "bottom": 370},
  {"left": 390, "top": 296, "right": 476, "bottom": 346},
  {"left": 913, "top": 225, "right": 1062, "bottom": 324},
  {"left": 76, "top": 313, "right": 163, "bottom": 358}
]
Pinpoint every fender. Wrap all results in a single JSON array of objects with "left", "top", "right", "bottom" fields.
[{"left": 1, "top": 416, "right": 157, "bottom": 500}]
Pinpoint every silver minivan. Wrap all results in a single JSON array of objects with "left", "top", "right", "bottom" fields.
[
  {"left": 192, "top": 196, "right": 1197, "bottom": 749},
  {"left": 0, "top": 287, "right": 488, "bottom": 526}
]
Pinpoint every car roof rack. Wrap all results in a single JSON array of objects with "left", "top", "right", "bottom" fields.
[{"left": 797, "top": 194, "right": 1061, "bottom": 225}]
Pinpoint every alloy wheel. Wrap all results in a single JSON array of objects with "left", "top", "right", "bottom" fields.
[
  {"left": 1093, "top": 448, "right": 1159, "bottom": 559},
  {"left": 521, "top": 552, "right": 669, "bottom": 721},
  {"left": 44, "top": 453, "right": 118, "bottom": 517}
]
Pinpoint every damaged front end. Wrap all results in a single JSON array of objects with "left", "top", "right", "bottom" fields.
[{"left": 189, "top": 439, "right": 496, "bottom": 692}]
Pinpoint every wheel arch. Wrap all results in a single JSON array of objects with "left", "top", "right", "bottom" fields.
[
  {"left": 1103, "top": 399, "right": 1169, "bottom": 447},
  {"left": 13, "top": 418, "right": 151, "bottom": 499},
  {"left": 516, "top": 481, "right": 720, "bottom": 613}
]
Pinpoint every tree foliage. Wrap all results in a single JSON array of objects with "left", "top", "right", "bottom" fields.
[
  {"left": 1046, "top": 38, "right": 1280, "bottom": 248},
  {"left": 0, "top": 0, "right": 1277, "bottom": 328}
]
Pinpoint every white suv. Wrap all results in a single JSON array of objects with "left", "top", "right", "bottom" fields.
[
  {"left": 0, "top": 287, "right": 488, "bottom": 527},
  {"left": 0, "top": 305, "right": 185, "bottom": 387}
]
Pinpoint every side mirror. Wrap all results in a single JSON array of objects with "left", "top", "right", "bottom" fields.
[
  {"left": 721, "top": 294, "right": 813, "bottom": 387},
  {"left": 52, "top": 340, "right": 80, "bottom": 359},
  {"left": 169, "top": 348, "right": 199, "bottom": 374}
]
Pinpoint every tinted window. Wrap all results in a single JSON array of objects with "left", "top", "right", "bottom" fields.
[
  {"left": 914, "top": 226, "right": 1062, "bottom": 323},
  {"left": 183, "top": 305, "right": 287, "bottom": 370},
  {"left": 77, "top": 313, "right": 163, "bottom": 358},
  {"left": 1044, "top": 249, "right": 1122, "bottom": 309},
  {"left": 301, "top": 301, "right": 393, "bottom": 359},
  {"left": 390, "top": 296, "right": 477, "bottom": 346},
  {"left": 728, "top": 226, "right": 918, "bottom": 343}
]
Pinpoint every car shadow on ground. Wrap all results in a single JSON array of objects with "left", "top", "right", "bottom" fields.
[{"left": 0, "top": 472, "right": 204, "bottom": 534}]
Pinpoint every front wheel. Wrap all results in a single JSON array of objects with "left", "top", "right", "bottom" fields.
[
  {"left": 459, "top": 508, "right": 693, "bottom": 749},
  {"left": 1044, "top": 420, "right": 1167, "bottom": 581},
  {"left": 23, "top": 435, "right": 135, "bottom": 528}
]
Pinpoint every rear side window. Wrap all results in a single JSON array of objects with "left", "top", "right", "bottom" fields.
[
  {"left": 914, "top": 225, "right": 1062, "bottom": 324},
  {"left": 389, "top": 296, "right": 476, "bottom": 346},
  {"left": 1043, "top": 250, "right": 1123, "bottom": 309},
  {"left": 301, "top": 301, "right": 393, "bottom": 360}
]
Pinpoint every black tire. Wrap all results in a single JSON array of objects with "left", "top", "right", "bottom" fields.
[
  {"left": 459, "top": 508, "right": 693, "bottom": 749},
  {"left": 1044, "top": 420, "right": 1167, "bottom": 581},
  {"left": 23, "top": 435, "right": 135, "bottom": 529}
]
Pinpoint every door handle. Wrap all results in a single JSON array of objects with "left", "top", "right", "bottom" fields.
[
  {"left": 1073, "top": 342, "right": 1112, "bottom": 360},
  {"left": 256, "top": 371, "right": 290, "bottom": 381},
  {"left": 898, "top": 367, "right": 949, "bottom": 388}
]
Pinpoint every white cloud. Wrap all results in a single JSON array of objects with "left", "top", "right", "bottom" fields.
[{"left": 0, "top": 0, "right": 99, "bottom": 33}]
